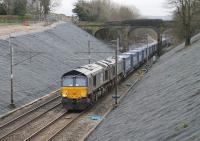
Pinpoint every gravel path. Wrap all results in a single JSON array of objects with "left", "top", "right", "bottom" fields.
[
  {"left": 0, "top": 22, "right": 46, "bottom": 37},
  {"left": 87, "top": 35, "right": 200, "bottom": 141}
]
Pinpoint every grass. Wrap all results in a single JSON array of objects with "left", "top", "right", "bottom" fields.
[
  {"left": 0, "top": 23, "right": 21, "bottom": 26},
  {"left": 0, "top": 20, "right": 23, "bottom": 26},
  {"left": 175, "top": 121, "right": 189, "bottom": 132}
]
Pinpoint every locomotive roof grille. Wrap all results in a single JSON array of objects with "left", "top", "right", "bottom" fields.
[{"left": 79, "top": 66, "right": 94, "bottom": 71}]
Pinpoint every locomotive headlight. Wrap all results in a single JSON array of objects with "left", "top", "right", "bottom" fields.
[
  {"left": 80, "top": 88, "right": 88, "bottom": 97},
  {"left": 60, "top": 88, "right": 68, "bottom": 97}
]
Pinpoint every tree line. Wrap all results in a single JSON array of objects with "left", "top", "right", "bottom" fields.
[
  {"left": 0, "top": 0, "right": 59, "bottom": 19},
  {"left": 72, "top": 0, "right": 140, "bottom": 22}
]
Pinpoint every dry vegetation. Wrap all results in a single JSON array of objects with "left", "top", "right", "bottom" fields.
[
  {"left": 0, "top": 0, "right": 61, "bottom": 20},
  {"left": 72, "top": 0, "right": 140, "bottom": 22},
  {"left": 169, "top": 0, "right": 200, "bottom": 46}
]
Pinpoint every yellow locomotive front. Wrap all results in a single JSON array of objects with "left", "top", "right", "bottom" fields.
[{"left": 61, "top": 71, "right": 90, "bottom": 110}]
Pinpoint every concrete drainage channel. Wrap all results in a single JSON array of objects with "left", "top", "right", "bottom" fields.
[{"left": 0, "top": 59, "right": 154, "bottom": 141}]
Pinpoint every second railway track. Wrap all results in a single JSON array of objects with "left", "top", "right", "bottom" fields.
[
  {"left": 24, "top": 112, "right": 84, "bottom": 141},
  {"left": 0, "top": 91, "right": 85, "bottom": 141},
  {"left": 0, "top": 93, "right": 62, "bottom": 141}
]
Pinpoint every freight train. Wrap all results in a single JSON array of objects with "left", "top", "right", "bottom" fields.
[{"left": 60, "top": 39, "right": 171, "bottom": 110}]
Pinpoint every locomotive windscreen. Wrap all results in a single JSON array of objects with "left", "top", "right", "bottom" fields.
[
  {"left": 62, "top": 76, "right": 87, "bottom": 87},
  {"left": 62, "top": 77, "right": 73, "bottom": 86}
]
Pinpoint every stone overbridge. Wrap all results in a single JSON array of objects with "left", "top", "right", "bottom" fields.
[{"left": 77, "top": 19, "right": 173, "bottom": 54}]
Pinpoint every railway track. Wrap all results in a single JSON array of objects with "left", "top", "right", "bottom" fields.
[
  {"left": 0, "top": 94, "right": 62, "bottom": 141},
  {"left": 0, "top": 61, "right": 153, "bottom": 141},
  {"left": 0, "top": 91, "right": 85, "bottom": 141},
  {"left": 24, "top": 112, "right": 84, "bottom": 141}
]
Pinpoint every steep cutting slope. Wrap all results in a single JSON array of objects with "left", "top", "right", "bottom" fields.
[
  {"left": 87, "top": 35, "right": 200, "bottom": 141},
  {"left": 0, "top": 22, "right": 113, "bottom": 115}
]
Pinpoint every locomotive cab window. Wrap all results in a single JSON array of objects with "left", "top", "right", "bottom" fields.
[
  {"left": 62, "top": 77, "right": 73, "bottom": 86},
  {"left": 75, "top": 77, "right": 87, "bottom": 86},
  {"left": 93, "top": 75, "right": 97, "bottom": 87},
  {"left": 62, "top": 76, "right": 87, "bottom": 87}
]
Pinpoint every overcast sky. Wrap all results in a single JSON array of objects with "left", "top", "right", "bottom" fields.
[{"left": 55, "top": 0, "right": 172, "bottom": 17}]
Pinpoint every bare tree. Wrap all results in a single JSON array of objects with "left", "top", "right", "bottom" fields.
[
  {"left": 39, "top": 0, "right": 60, "bottom": 20},
  {"left": 50, "top": 0, "right": 60, "bottom": 11},
  {"left": 39, "top": 0, "right": 50, "bottom": 20},
  {"left": 3, "top": 0, "right": 14, "bottom": 14},
  {"left": 169, "top": 0, "right": 200, "bottom": 46},
  {"left": 119, "top": 6, "right": 134, "bottom": 20}
]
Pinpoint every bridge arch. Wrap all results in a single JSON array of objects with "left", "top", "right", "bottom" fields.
[
  {"left": 94, "top": 28, "right": 123, "bottom": 41},
  {"left": 127, "top": 27, "right": 158, "bottom": 47},
  {"left": 128, "top": 26, "right": 160, "bottom": 39},
  {"left": 127, "top": 26, "right": 162, "bottom": 53}
]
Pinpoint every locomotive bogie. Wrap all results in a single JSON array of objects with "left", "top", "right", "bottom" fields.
[{"left": 61, "top": 97, "right": 90, "bottom": 110}]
